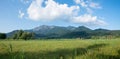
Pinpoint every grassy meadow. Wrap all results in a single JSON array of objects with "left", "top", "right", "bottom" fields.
[{"left": 0, "top": 39, "right": 120, "bottom": 59}]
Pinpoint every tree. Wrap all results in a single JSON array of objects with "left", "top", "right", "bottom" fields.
[
  {"left": 20, "top": 32, "right": 34, "bottom": 40},
  {"left": 17, "top": 30, "right": 24, "bottom": 39},
  {"left": 11, "top": 30, "right": 34, "bottom": 40},
  {"left": 0, "top": 33, "right": 6, "bottom": 39}
]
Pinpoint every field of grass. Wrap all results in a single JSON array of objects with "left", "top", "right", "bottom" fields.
[{"left": 0, "top": 39, "right": 120, "bottom": 59}]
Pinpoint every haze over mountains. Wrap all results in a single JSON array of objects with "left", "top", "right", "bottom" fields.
[{"left": 7, "top": 25, "right": 120, "bottom": 39}]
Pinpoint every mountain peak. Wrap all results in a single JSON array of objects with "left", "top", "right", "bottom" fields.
[
  {"left": 78, "top": 26, "right": 88, "bottom": 28},
  {"left": 94, "top": 28, "right": 109, "bottom": 31},
  {"left": 33, "top": 25, "right": 55, "bottom": 31},
  {"left": 75, "top": 26, "right": 91, "bottom": 31}
]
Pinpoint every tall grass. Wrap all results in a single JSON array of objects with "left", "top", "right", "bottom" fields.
[
  {"left": 0, "top": 39, "right": 120, "bottom": 59},
  {"left": 0, "top": 43, "right": 25, "bottom": 59}
]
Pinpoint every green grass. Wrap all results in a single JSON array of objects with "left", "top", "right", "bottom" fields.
[{"left": 0, "top": 39, "right": 120, "bottom": 59}]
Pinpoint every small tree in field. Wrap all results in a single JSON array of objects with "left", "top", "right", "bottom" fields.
[
  {"left": 11, "top": 30, "right": 34, "bottom": 40},
  {"left": 20, "top": 32, "right": 34, "bottom": 40}
]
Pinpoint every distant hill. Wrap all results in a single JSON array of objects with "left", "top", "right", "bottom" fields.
[{"left": 7, "top": 25, "right": 120, "bottom": 39}]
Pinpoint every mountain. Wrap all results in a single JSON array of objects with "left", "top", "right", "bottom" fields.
[
  {"left": 7, "top": 25, "right": 120, "bottom": 39},
  {"left": 74, "top": 26, "right": 92, "bottom": 32},
  {"left": 92, "top": 28, "right": 110, "bottom": 36},
  {"left": 32, "top": 25, "right": 70, "bottom": 35}
]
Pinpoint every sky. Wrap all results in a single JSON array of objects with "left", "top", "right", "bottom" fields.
[{"left": 0, "top": 0, "right": 120, "bottom": 33}]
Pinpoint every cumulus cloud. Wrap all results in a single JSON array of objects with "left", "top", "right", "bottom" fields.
[
  {"left": 23, "top": 0, "right": 107, "bottom": 25},
  {"left": 18, "top": 10, "right": 24, "bottom": 19},
  {"left": 27, "top": 0, "right": 79, "bottom": 21},
  {"left": 71, "top": 14, "right": 107, "bottom": 25}
]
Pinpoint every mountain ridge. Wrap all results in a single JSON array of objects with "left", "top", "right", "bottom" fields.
[{"left": 7, "top": 25, "right": 120, "bottom": 39}]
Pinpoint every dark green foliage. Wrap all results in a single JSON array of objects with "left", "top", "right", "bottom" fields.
[
  {"left": 0, "top": 33, "right": 6, "bottom": 39},
  {"left": 20, "top": 32, "right": 34, "bottom": 40},
  {"left": 93, "top": 29, "right": 110, "bottom": 36},
  {"left": 62, "top": 31, "right": 91, "bottom": 39},
  {"left": 11, "top": 30, "right": 34, "bottom": 40}
]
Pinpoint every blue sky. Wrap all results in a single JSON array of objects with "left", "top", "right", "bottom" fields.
[{"left": 0, "top": 0, "right": 120, "bottom": 33}]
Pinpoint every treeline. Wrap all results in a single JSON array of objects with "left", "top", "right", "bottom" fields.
[
  {"left": 1, "top": 29, "right": 120, "bottom": 40},
  {"left": 0, "top": 33, "right": 6, "bottom": 39},
  {"left": 36, "top": 29, "right": 120, "bottom": 39},
  {"left": 0, "top": 30, "right": 34, "bottom": 40},
  {"left": 61, "top": 29, "right": 120, "bottom": 39},
  {"left": 34, "top": 29, "right": 120, "bottom": 39}
]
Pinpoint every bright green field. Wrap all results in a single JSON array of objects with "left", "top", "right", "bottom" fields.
[{"left": 0, "top": 39, "right": 120, "bottom": 59}]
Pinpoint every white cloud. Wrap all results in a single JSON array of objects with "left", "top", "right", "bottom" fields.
[
  {"left": 75, "top": 0, "right": 81, "bottom": 4},
  {"left": 23, "top": 0, "right": 107, "bottom": 26},
  {"left": 71, "top": 14, "right": 107, "bottom": 25},
  {"left": 18, "top": 10, "right": 24, "bottom": 19},
  {"left": 27, "top": 0, "right": 79, "bottom": 21},
  {"left": 73, "top": 0, "right": 106, "bottom": 25},
  {"left": 74, "top": 0, "right": 101, "bottom": 13},
  {"left": 74, "top": 0, "right": 101, "bottom": 8},
  {"left": 74, "top": 0, "right": 88, "bottom": 7}
]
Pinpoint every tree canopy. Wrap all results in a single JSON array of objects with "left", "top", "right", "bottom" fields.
[{"left": 11, "top": 30, "right": 34, "bottom": 40}]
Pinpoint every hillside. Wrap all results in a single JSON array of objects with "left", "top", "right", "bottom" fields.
[{"left": 7, "top": 25, "right": 120, "bottom": 39}]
